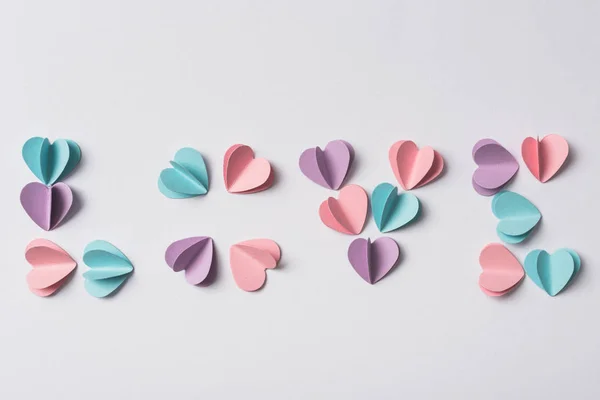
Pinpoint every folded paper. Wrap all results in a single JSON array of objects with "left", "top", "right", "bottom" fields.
[
  {"left": 389, "top": 140, "right": 444, "bottom": 190},
  {"left": 371, "top": 183, "right": 419, "bottom": 233},
  {"left": 223, "top": 144, "right": 273, "bottom": 194},
  {"left": 22, "top": 137, "right": 81, "bottom": 185},
  {"left": 492, "top": 191, "right": 541, "bottom": 244},
  {"left": 348, "top": 237, "right": 400, "bottom": 284},
  {"left": 319, "top": 184, "right": 368, "bottom": 235},
  {"left": 83, "top": 240, "right": 134, "bottom": 298},
  {"left": 524, "top": 249, "right": 580, "bottom": 296},
  {"left": 472, "top": 139, "right": 519, "bottom": 196},
  {"left": 522, "top": 134, "right": 569, "bottom": 183},
  {"left": 158, "top": 148, "right": 209, "bottom": 199},
  {"left": 478, "top": 243, "right": 524, "bottom": 296},
  {"left": 230, "top": 239, "right": 280, "bottom": 292},
  {"left": 20, "top": 182, "right": 73, "bottom": 231},
  {"left": 299, "top": 140, "right": 353, "bottom": 190},
  {"left": 25, "top": 239, "right": 77, "bottom": 297},
  {"left": 165, "top": 237, "right": 214, "bottom": 285}
]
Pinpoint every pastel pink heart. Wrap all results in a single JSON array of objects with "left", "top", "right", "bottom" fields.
[
  {"left": 25, "top": 239, "right": 77, "bottom": 297},
  {"left": 318, "top": 184, "right": 368, "bottom": 235},
  {"left": 389, "top": 140, "right": 444, "bottom": 190},
  {"left": 479, "top": 243, "right": 524, "bottom": 296},
  {"left": 230, "top": 239, "right": 280, "bottom": 292},
  {"left": 223, "top": 144, "right": 274, "bottom": 194},
  {"left": 521, "top": 134, "right": 569, "bottom": 183}
]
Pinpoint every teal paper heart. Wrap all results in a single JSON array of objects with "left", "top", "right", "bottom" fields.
[
  {"left": 158, "top": 148, "right": 209, "bottom": 199},
  {"left": 372, "top": 183, "right": 420, "bottom": 233},
  {"left": 524, "top": 249, "right": 580, "bottom": 296},
  {"left": 83, "top": 240, "right": 134, "bottom": 298},
  {"left": 492, "top": 191, "right": 541, "bottom": 243},
  {"left": 22, "top": 137, "right": 81, "bottom": 185}
]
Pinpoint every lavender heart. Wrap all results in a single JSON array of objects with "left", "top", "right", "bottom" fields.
[
  {"left": 165, "top": 236, "right": 214, "bottom": 285},
  {"left": 348, "top": 237, "right": 400, "bottom": 284},
  {"left": 472, "top": 139, "right": 519, "bottom": 196},
  {"left": 20, "top": 182, "right": 73, "bottom": 231},
  {"left": 299, "top": 140, "right": 353, "bottom": 190}
]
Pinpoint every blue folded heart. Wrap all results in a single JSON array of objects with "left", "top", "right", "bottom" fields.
[
  {"left": 22, "top": 137, "right": 81, "bottom": 185},
  {"left": 158, "top": 148, "right": 209, "bottom": 199},
  {"left": 524, "top": 249, "right": 580, "bottom": 296},
  {"left": 83, "top": 240, "right": 134, "bottom": 298},
  {"left": 492, "top": 191, "right": 541, "bottom": 244},
  {"left": 371, "top": 183, "right": 420, "bottom": 233}
]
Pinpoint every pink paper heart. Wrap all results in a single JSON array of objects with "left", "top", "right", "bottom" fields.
[
  {"left": 479, "top": 243, "right": 524, "bottom": 296},
  {"left": 318, "top": 184, "right": 368, "bottom": 235},
  {"left": 25, "top": 239, "right": 77, "bottom": 297},
  {"left": 223, "top": 144, "right": 273, "bottom": 193},
  {"left": 230, "top": 239, "right": 280, "bottom": 292},
  {"left": 389, "top": 140, "right": 444, "bottom": 190},
  {"left": 521, "top": 134, "right": 569, "bottom": 183}
]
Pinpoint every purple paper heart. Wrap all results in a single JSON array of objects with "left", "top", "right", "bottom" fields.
[
  {"left": 348, "top": 237, "right": 400, "bottom": 284},
  {"left": 299, "top": 140, "right": 353, "bottom": 190},
  {"left": 472, "top": 139, "right": 519, "bottom": 196},
  {"left": 165, "top": 237, "right": 214, "bottom": 285},
  {"left": 20, "top": 182, "right": 73, "bottom": 231}
]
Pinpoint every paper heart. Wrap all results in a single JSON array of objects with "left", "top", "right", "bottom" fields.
[
  {"left": 230, "top": 239, "right": 280, "bottom": 292},
  {"left": 371, "top": 183, "right": 420, "bottom": 233},
  {"left": 319, "top": 184, "right": 368, "bottom": 235},
  {"left": 24, "top": 239, "right": 77, "bottom": 297},
  {"left": 522, "top": 134, "right": 569, "bottom": 183},
  {"left": 165, "top": 237, "right": 214, "bottom": 285},
  {"left": 478, "top": 243, "right": 524, "bottom": 296},
  {"left": 389, "top": 140, "right": 444, "bottom": 190},
  {"left": 83, "top": 240, "right": 134, "bottom": 298},
  {"left": 524, "top": 249, "right": 580, "bottom": 296},
  {"left": 492, "top": 191, "right": 541, "bottom": 244},
  {"left": 20, "top": 182, "right": 73, "bottom": 231},
  {"left": 22, "top": 137, "right": 81, "bottom": 185},
  {"left": 348, "top": 237, "right": 400, "bottom": 284},
  {"left": 158, "top": 148, "right": 209, "bottom": 199},
  {"left": 223, "top": 144, "right": 273, "bottom": 194},
  {"left": 472, "top": 139, "right": 519, "bottom": 196},
  {"left": 299, "top": 140, "right": 353, "bottom": 190}
]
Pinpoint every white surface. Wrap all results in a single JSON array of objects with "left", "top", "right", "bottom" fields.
[{"left": 1, "top": 1, "right": 599, "bottom": 399}]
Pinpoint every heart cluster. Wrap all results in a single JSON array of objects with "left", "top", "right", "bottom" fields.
[
  {"left": 475, "top": 134, "right": 580, "bottom": 297},
  {"left": 20, "top": 137, "right": 81, "bottom": 230},
  {"left": 158, "top": 144, "right": 280, "bottom": 292},
  {"left": 23, "top": 239, "right": 133, "bottom": 298},
  {"left": 300, "top": 139, "right": 443, "bottom": 284},
  {"left": 165, "top": 237, "right": 281, "bottom": 292},
  {"left": 158, "top": 144, "right": 274, "bottom": 198},
  {"left": 472, "top": 134, "right": 570, "bottom": 196}
]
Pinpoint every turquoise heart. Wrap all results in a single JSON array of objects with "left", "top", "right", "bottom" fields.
[
  {"left": 372, "top": 182, "right": 420, "bottom": 233},
  {"left": 158, "top": 148, "right": 209, "bottom": 199},
  {"left": 83, "top": 240, "right": 134, "bottom": 298},
  {"left": 492, "top": 191, "right": 541, "bottom": 243},
  {"left": 524, "top": 249, "right": 580, "bottom": 296},
  {"left": 22, "top": 137, "right": 81, "bottom": 185}
]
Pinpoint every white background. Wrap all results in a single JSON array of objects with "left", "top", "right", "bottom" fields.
[{"left": 1, "top": 1, "right": 599, "bottom": 399}]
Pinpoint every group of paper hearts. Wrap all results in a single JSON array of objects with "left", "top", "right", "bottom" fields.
[
  {"left": 158, "top": 144, "right": 274, "bottom": 198},
  {"left": 24, "top": 236, "right": 282, "bottom": 296},
  {"left": 479, "top": 244, "right": 581, "bottom": 297},
  {"left": 472, "top": 134, "right": 569, "bottom": 195},
  {"left": 20, "top": 137, "right": 82, "bottom": 230},
  {"left": 24, "top": 239, "right": 134, "bottom": 297},
  {"left": 166, "top": 237, "right": 281, "bottom": 291},
  {"left": 476, "top": 134, "right": 580, "bottom": 297},
  {"left": 300, "top": 139, "right": 444, "bottom": 284}
]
